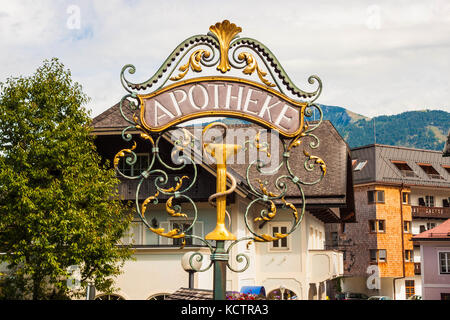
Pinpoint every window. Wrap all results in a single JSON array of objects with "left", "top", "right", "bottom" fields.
[
  {"left": 443, "top": 198, "right": 450, "bottom": 208},
  {"left": 354, "top": 160, "right": 367, "bottom": 171},
  {"left": 95, "top": 294, "right": 125, "bottom": 300},
  {"left": 439, "top": 252, "right": 450, "bottom": 274},
  {"left": 378, "top": 220, "right": 385, "bottom": 232},
  {"left": 370, "top": 249, "right": 377, "bottom": 262},
  {"left": 147, "top": 293, "right": 170, "bottom": 300},
  {"left": 155, "top": 220, "right": 204, "bottom": 246},
  {"left": 403, "top": 221, "right": 411, "bottom": 233},
  {"left": 402, "top": 192, "right": 410, "bottom": 204},
  {"left": 267, "top": 288, "right": 297, "bottom": 300},
  {"left": 369, "top": 220, "right": 385, "bottom": 233},
  {"left": 368, "top": 190, "right": 385, "bottom": 204},
  {"left": 122, "top": 219, "right": 143, "bottom": 245},
  {"left": 425, "top": 195, "right": 435, "bottom": 207},
  {"left": 417, "top": 163, "right": 442, "bottom": 180},
  {"left": 118, "top": 153, "right": 149, "bottom": 176},
  {"left": 331, "top": 232, "right": 339, "bottom": 247},
  {"left": 378, "top": 249, "right": 387, "bottom": 262},
  {"left": 405, "top": 280, "right": 415, "bottom": 298},
  {"left": 171, "top": 220, "right": 194, "bottom": 246},
  {"left": 405, "top": 250, "right": 413, "bottom": 262},
  {"left": 391, "top": 161, "right": 417, "bottom": 177},
  {"left": 370, "top": 249, "right": 387, "bottom": 263},
  {"left": 271, "top": 223, "right": 289, "bottom": 250},
  {"left": 442, "top": 165, "right": 450, "bottom": 175},
  {"left": 427, "top": 222, "right": 436, "bottom": 231},
  {"left": 369, "top": 220, "right": 376, "bottom": 233}
]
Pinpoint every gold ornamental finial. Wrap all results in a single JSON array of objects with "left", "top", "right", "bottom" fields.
[{"left": 209, "top": 20, "right": 242, "bottom": 73}]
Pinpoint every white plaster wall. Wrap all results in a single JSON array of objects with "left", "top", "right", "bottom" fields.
[{"left": 410, "top": 187, "right": 450, "bottom": 207}]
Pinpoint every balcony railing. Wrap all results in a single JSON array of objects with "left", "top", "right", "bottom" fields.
[
  {"left": 411, "top": 206, "right": 450, "bottom": 219},
  {"left": 118, "top": 175, "right": 216, "bottom": 201},
  {"left": 400, "top": 170, "right": 418, "bottom": 178},
  {"left": 414, "top": 262, "right": 421, "bottom": 275},
  {"left": 308, "top": 250, "right": 344, "bottom": 283}
]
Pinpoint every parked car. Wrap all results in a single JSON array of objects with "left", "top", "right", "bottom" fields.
[
  {"left": 407, "top": 295, "right": 422, "bottom": 300},
  {"left": 335, "top": 292, "right": 369, "bottom": 300},
  {"left": 368, "top": 296, "right": 392, "bottom": 300}
]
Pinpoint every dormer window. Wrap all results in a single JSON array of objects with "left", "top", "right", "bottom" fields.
[
  {"left": 354, "top": 160, "right": 367, "bottom": 171},
  {"left": 417, "top": 163, "right": 443, "bottom": 180},
  {"left": 443, "top": 165, "right": 450, "bottom": 175},
  {"left": 391, "top": 161, "right": 417, "bottom": 178}
]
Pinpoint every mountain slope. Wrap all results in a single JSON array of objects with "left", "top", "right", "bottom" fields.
[
  {"left": 320, "top": 106, "right": 449, "bottom": 151},
  {"left": 198, "top": 105, "right": 449, "bottom": 151}
]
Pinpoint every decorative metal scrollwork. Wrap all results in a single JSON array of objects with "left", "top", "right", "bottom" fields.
[{"left": 115, "top": 20, "right": 326, "bottom": 278}]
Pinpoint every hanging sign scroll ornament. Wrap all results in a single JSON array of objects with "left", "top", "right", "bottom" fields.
[{"left": 116, "top": 20, "right": 325, "bottom": 300}]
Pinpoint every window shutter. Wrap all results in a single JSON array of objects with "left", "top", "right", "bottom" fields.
[
  {"left": 159, "top": 221, "right": 170, "bottom": 245},
  {"left": 192, "top": 221, "right": 204, "bottom": 246},
  {"left": 418, "top": 198, "right": 425, "bottom": 206}
]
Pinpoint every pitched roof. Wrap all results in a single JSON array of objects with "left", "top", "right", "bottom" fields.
[
  {"left": 164, "top": 287, "right": 213, "bottom": 300},
  {"left": 412, "top": 218, "right": 450, "bottom": 241},
  {"left": 92, "top": 100, "right": 134, "bottom": 132},
  {"left": 351, "top": 144, "right": 450, "bottom": 188},
  {"left": 92, "top": 103, "right": 356, "bottom": 222}
]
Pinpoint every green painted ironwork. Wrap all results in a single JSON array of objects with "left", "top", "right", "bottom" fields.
[{"left": 115, "top": 22, "right": 326, "bottom": 300}]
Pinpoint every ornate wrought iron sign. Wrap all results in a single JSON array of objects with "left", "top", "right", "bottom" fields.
[
  {"left": 115, "top": 20, "right": 325, "bottom": 300},
  {"left": 138, "top": 78, "right": 307, "bottom": 137}
]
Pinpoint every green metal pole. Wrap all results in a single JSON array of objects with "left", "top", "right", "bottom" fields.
[{"left": 212, "top": 240, "right": 228, "bottom": 300}]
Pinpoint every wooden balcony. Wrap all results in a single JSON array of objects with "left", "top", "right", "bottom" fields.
[
  {"left": 414, "top": 262, "right": 421, "bottom": 275},
  {"left": 118, "top": 174, "right": 216, "bottom": 201},
  {"left": 411, "top": 206, "right": 450, "bottom": 219}
]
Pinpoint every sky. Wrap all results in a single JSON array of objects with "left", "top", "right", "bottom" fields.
[{"left": 0, "top": 0, "right": 449, "bottom": 118}]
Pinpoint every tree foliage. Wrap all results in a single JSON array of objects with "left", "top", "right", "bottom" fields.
[{"left": 0, "top": 58, "right": 132, "bottom": 299}]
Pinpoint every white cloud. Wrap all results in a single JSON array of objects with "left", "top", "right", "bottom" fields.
[{"left": 0, "top": 0, "right": 449, "bottom": 119}]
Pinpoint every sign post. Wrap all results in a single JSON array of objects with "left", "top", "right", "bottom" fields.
[{"left": 115, "top": 20, "right": 326, "bottom": 300}]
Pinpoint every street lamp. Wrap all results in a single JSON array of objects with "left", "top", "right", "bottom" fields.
[{"left": 181, "top": 252, "right": 202, "bottom": 289}]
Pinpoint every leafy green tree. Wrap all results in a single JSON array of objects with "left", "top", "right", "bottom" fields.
[{"left": 0, "top": 58, "right": 132, "bottom": 300}]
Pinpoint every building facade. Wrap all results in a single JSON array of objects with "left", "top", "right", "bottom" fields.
[
  {"left": 91, "top": 103, "right": 356, "bottom": 300},
  {"left": 326, "top": 144, "right": 450, "bottom": 300},
  {"left": 413, "top": 219, "right": 450, "bottom": 300}
]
